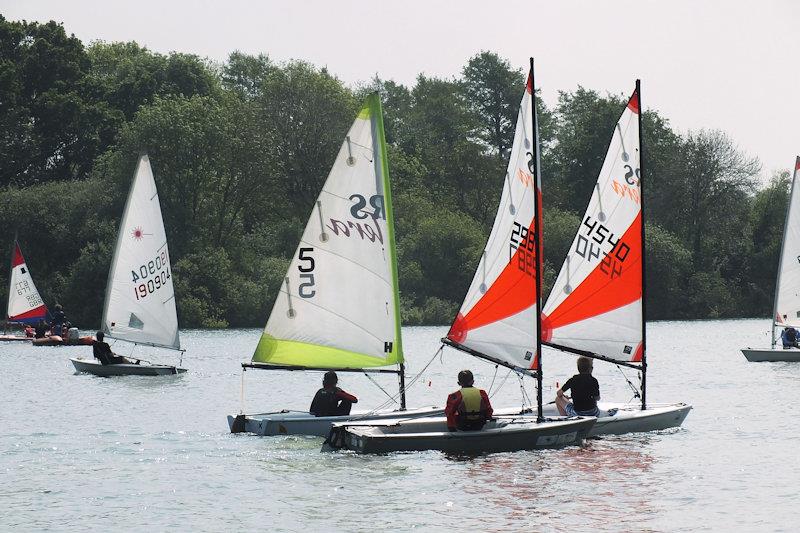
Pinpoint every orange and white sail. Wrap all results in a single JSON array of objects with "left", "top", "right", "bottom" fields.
[
  {"left": 7, "top": 241, "right": 48, "bottom": 324},
  {"left": 542, "top": 87, "right": 643, "bottom": 363},
  {"left": 446, "top": 72, "right": 542, "bottom": 370},
  {"left": 772, "top": 156, "right": 800, "bottom": 343}
]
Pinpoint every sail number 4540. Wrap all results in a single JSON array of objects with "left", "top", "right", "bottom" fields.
[{"left": 131, "top": 250, "right": 171, "bottom": 300}]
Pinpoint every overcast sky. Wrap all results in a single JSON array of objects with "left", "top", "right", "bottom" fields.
[{"left": 3, "top": 0, "right": 798, "bottom": 182}]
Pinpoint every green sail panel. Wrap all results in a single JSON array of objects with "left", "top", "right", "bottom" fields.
[{"left": 253, "top": 94, "right": 403, "bottom": 369}]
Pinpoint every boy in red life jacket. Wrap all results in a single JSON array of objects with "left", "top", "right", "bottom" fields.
[
  {"left": 445, "top": 370, "right": 493, "bottom": 431},
  {"left": 309, "top": 371, "right": 358, "bottom": 417}
]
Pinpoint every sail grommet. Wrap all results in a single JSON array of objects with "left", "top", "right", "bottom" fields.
[
  {"left": 287, "top": 309, "right": 296, "bottom": 319},
  {"left": 563, "top": 284, "right": 572, "bottom": 294},
  {"left": 319, "top": 233, "right": 329, "bottom": 243},
  {"left": 597, "top": 211, "right": 606, "bottom": 222},
  {"left": 479, "top": 283, "right": 487, "bottom": 294},
  {"left": 509, "top": 205, "right": 516, "bottom": 215},
  {"left": 346, "top": 136, "right": 356, "bottom": 166}
]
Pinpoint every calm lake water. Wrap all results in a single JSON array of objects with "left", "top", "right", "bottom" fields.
[{"left": 1, "top": 319, "right": 798, "bottom": 531}]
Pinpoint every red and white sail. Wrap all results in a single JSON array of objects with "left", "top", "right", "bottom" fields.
[
  {"left": 772, "top": 157, "right": 800, "bottom": 340},
  {"left": 542, "top": 88, "right": 643, "bottom": 363},
  {"left": 7, "top": 242, "right": 48, "bottom": 324},
  {"left": 446, "top": 73, "right": 542, "bottom": 370}
]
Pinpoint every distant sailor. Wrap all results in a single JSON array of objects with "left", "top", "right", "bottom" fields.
[
  {"left": 51, "top": 304, "right": 67, "bottom": 336},
  {"left": 309, "top": 371, "right": 358, "bottom": 416},
  {"left": 34, "top": 319, "right": 49, "bottom": 339},
  {"left": 445, "top": 370, "right": 494, "bottom": 431},
  {"left": 92, "top": 331, "right": 134, "bottom": 365},
  {"left": 556, "top": 356, "right": 601, "bottom": 417},
  {"left": 781, "top": 327, "right": 799, "bottom": 349}
]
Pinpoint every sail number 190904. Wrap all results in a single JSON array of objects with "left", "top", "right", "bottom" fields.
[{"left": 131, "top": 250, "right": 171, "bottom": 300}]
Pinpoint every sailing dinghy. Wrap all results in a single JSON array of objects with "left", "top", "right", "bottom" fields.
[
  {"left": 70, "top": 154, "right": 186, "bottom": 376},
  {"left": 2, "top": 240, "right": 47, "bottom": 342},
  {"left": 329, "top": 60, "right": 597, "bottom": 454},
  {"left": 228, "top": 94, "right": 439, "bottom": 437},
  {"left": 742, "top": 157, "right": 800, "bottom": 362},
  {"left": 541, "top": 82, "right": 690, "bottom": 435}
]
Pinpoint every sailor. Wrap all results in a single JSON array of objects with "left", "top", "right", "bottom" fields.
[
  {"left": 445, "top": 370, "right": 494, "bottom": 431},
  {"left": 34, "top": 320, "right": 49, "bottom": 339},
  {"left": 309, "top": 371, "right": 358, "bottom": 416},
  {"left": 781, "top": 327, "right": 799, "bottom": 349},
  {"left": 556, "top": 356, "right": 601, "bottom": 417},
  {"left": 51, "top": 304, "right": 67, "bottom": 336},
  {"left": 92, "top": 331, "right": 134, "bottom": 365}
]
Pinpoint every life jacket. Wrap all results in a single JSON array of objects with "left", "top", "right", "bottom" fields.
[{"left": 457, "top": 387, "right": 487, "bottom": 426}]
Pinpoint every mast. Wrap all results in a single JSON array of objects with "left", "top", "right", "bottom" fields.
[
  {"left": 373, "top": 92, "right": 407, "bottom": 410},
  {"left": 530, "top": 58, "right": 544, "bottom": 422},
  {"left": 771, "top": 157, "right": 799, "bottom": 348},
  {"left": 637, "top": 79, "right": 647, "bottom": 411}
]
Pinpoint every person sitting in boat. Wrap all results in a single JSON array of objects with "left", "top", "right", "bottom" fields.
[
  {"left": 51, "top": 304, "right": 67, "bottom": 335},
  {"left": 781, "top": 327, "right": 799, "bottom": 349},
  {"left": 92, "top": 331, "right": 134, "bottom": 365},
  {"left": 445, "top": 370, "right": 494, "bottom": 432},
  {"left": 34, "top": 320, "right": 50, "bottom": 339},
  {"left": 556, "top": 356, "right": 601, "bottom": 417},
  {"left": 309, "top": 371, "right": 358, "bottom": 417}
]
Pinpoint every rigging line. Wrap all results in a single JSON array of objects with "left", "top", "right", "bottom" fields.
[
  {"left": 616, "top": 364, "right": 641, "bottom": 399},
  {"left": 488, "top": 368, "right": 514, "bottom": 400},
  {"left": 356, "top": 347, "right": 442, "bottom": 419},
  {"left": 363, "top": 371, "right": 397, "bottom": 404},
  {"left": 487, "top": 364, "right": 499, "bottom": 394}
]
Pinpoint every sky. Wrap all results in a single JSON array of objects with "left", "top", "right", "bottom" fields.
[{"left": 2, "top": 0, "right": 798, "bottom": 182}]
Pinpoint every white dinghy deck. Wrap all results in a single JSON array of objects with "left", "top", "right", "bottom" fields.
[
  {"left": 328, "top": 415, "right": 596, "bottom": 455},
  {"left": 539, "top": 402, "right": 691, "bottom": 436},
  {"left": 741, "top": 348, "right": 800, "bottom": 363},
  {"left": 227, "top": 406, "right": 443, "bottom": 437},
  {"left": 70, "top": 357, "right": 186, "bottom": 376}
]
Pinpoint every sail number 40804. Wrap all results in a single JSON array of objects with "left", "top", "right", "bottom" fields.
[{"left": 131, "top": 250, "right": 171, "bottom": 300}]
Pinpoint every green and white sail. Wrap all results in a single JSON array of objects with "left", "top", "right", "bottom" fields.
[{"left": 253, "top": 94, "right": 403, "bottom": 369}]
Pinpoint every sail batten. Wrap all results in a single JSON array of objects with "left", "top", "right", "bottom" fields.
[
  {"left": 253, "top": 94, "right": 403, "bottom": 369},
  {"left": 102, "top": 154, "right": 180, "bottom": 350},
  {"left": 542, "top": 88, "right": 643, "bottom": 363}
]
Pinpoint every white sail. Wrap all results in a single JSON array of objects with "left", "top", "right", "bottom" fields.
[
  {"left": 252, "top": 94, "right": 403, "bottom": 369},
  {"left": 102, "top": 154, "right": 180, "bottom": 350},
  {"left": 773, "top": 157, "right": 800, "bottom": 336},
  {"left": 542, "top": 89, "right": 643, "bottom": 362},
  {"left": 7, "top": 242, "right": 48, "bottom": 324},
  {"left": 445, "top": 74, "right": 541, "bottom": 370}
]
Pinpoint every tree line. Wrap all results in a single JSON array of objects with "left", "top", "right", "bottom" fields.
[{"left": 0, "top": 17, "right": 782, "bottom": 328}]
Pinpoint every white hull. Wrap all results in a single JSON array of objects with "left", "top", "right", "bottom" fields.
[
  {"left": 70, "top": 358, "right": 186, "bottom": 376},
  {"left": 538, "top": 402, "right": 691, "bottom": 436},
  {"left": 330, "top": 416, "right": 596, "bottom": 454},
  {"left": 741, "top": 348, "right": 800, "bottom": 362},
  {"left": 227, "top": 406, "right": 443, "bottom": 437}
]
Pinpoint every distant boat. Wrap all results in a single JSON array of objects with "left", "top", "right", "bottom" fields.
[
  {"left": 330, "top": 59, "right": 597, "bottom": 454},
  {"left": 70, "top": 154, "right": 185, "bottom": 376},
  {"left": 228, "top": 93, "right": 440, "bottom": 436},
  {"left": 742, "top": 157, "right": 800, "bottom": 362},
  {"left": 541, "top": 81, "right": 690, "bottom": 434},
  {"left": 1, "top": 240, "right": 46, "bottom": 341}
]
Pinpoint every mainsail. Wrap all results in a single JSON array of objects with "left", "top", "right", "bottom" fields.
[
  {"left": 252, "top": 93, "right": 403, "bottom": 369},
  {"left": 102, "top": 154, "right": 180, "bottom": 350},
  {"left": 772, "top": 156, "right": 800, "bottom": 341},
  {"left": 445, "top": 71, "right": 543, "bottom": 371},
  {"left": 542, "top": 87, "right": 643, "bottom": 363},
  {"left": 7, "top": 242, "right": 48, "bottom": 324}
]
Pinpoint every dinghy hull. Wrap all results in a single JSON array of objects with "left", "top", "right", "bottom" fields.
[
  {"left": 538, "top": 402, "right": 691, "bottom": 436},
  {"left": 331, "top": 416, "right": 596, "bottom": 454},
  {"left": 227, "top": 406, "right": 444, "bottom": 437},
  {"left": 70, "top": 358, "right": 186, "bottom": 376},
  {"left": 741, "top": 348, "right": 800, "bottom": 362},
  {"left": 0, "top": 335, "right": 32, "bottom": 342}
]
